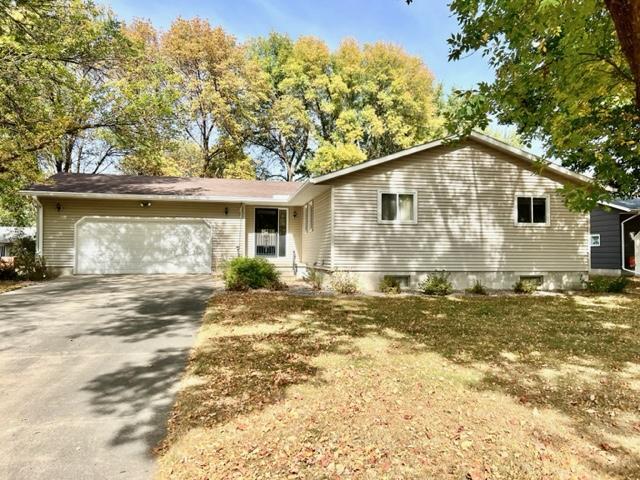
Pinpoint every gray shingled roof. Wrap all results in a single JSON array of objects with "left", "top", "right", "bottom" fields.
[{"left": 26, "top": 173, "right": 303, "bottom": 199}]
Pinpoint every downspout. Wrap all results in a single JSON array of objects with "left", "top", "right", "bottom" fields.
[
  {"left": 621, "top": 213, "right": 640, "bottom": 275},
  {"left": 238, "top": 203, "right": 245, "bottom": 257},
  {"left": 35, "top": 198, "right": 43, "bottom": 256}
]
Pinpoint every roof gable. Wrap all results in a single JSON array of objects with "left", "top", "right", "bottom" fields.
[{"left": 310, "top": 132, "right": 593, "bottom": 187}]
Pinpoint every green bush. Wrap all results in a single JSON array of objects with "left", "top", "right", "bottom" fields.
[
  {"left": 584, "top": 275, "right": 629, "bottom": 293},
  {"left": 304, "top": 267, "right": 323, "bottom": 290},
  {"left": 329, "top": 271, "right": 358, "bottom": 294},
  {"left": 513, "top": 279, "right": 538, "bottom": 294},
  {"left": 12, "top": 237, "right": 47, "bottom": 281},
  {"left": 418, "top": 271, "right": 453, "bottom": 296},
  {"left": 466, "top": 280, "right": 487, "bottom": 295},
  {"left": 222, "top": 257, "right": 282, "bottom": 291},
  {"left": 0, "top": 259, "right": 18, "bottom": 281},
  {"left": 378, "top": 276, "right": 401, "bottom": 294}
]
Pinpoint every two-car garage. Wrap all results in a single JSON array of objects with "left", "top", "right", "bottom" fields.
[
  {"left": 75, "top": 217, "right": 212, "bottom": 274},
  {"left": 25, "top": 173, "right": 303, "bottom": 276}
]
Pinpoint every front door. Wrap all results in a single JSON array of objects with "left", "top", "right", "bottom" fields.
[{"left": 255, "top": 208, "right": 287, "bottom": 257}]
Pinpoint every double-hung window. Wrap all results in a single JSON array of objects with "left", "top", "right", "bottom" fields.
[
  {"left": 515, "top": 195, "right": 549, "bottom": 225},
  {"left": 378, "top": 191, "right": 417, "bottom": 224}
]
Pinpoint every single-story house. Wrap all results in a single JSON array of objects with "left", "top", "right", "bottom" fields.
[
  {"left": 0, "top": 226, "right": 36, "bottom": 258},
  {"left": 22, "top": 132, "right": 594, "bottom": 290},
  {"left": 590, "top": 199, "right": 640, "bottom": 276}
]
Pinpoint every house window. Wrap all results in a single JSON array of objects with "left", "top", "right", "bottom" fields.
[
  {"left": 378, "top": 192, "right": 417, "bottom": 223},
  {"left": 0, "top": 244, "right": 6, "bottom": 257},
  {"left": 304, "top": 201, "right": 314, "bottom": 233},
  {"left": 590, "top": 234, "right": 601, "bottom": 247},
  {"left": 515, "top": 195, "right": 548, "bottom": 225}
]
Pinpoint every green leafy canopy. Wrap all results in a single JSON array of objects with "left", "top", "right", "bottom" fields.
[{"left": 440, "top": 0, "right": 640, "bottom": 210}]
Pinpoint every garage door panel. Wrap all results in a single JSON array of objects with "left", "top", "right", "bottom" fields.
[{"left": 76, "top": 218, "right": 212, "bottom": 274}]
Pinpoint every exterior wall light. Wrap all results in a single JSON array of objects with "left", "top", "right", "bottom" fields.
[
  {"left": 140, "top": 201, "right": 152, "bottom": 208},
  {"left": 55, "top": 202, "right": 63, "bottom": 212},
  {"left": 224, "top": 207, "right": 229, "bottom": 216}
]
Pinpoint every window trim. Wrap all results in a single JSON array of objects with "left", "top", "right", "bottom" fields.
[
  {"left": 590, "top": 233, "right": 601, "bottom": 247},
  {"left": 377, "top": 190, "right": 418, "bottom": 224},
  {"left": 513, "top": 194, "right": 550, "bottom": 227}
]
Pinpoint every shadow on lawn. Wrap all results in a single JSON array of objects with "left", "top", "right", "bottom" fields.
[
  {"left": 163, "top": 291, "right": 640, "bottom": 477},
  {"left": 158, "top": 324, "right": 354, "bottom": 451},
  {"left": 321, "top": 294, "right": 640, "bottom": 478}
]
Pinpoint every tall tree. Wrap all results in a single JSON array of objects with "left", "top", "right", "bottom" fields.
[
  {"left": 430, "top": 0, "right": 640, "bottom": 208},
  {"left": 250, "top": 34, "right": 444, "bottom": 178},
  {"left": 0, "top": 0, "right": 135, "bottom": 224},
  {"left": 248, "top": 33, "right": 316, "bottom": 181},
  {"left": 602, "top": 0, "right": 640, "bottom": 107},
  {"left": 315, "top": 39, "right": 444, "bottom": 167},
  {"left": 161, "top": 18, "right": 265, "bottom": 178},
  {"left": 0, "top": 0, "right": 135, "bottom": 170}
]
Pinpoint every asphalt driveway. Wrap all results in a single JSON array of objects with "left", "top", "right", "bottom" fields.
[{"left": 0, "top": 275, "right": 213, "bottom": 480}]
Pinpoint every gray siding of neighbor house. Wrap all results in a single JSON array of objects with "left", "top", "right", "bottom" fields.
[{"left": 590, "top": 208, "right": 621, "bottom": 270}]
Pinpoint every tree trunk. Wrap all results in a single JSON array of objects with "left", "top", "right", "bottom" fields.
[
  {"left": 63, "top": 136, "right": 74, "bottom": 173},
  {"left": 605, "top": 0, "right": 640, "bottom": 107}
]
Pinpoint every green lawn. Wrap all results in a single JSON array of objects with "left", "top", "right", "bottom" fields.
[{"left": 157, "top": 288, "right": 640, "bottom": 479}]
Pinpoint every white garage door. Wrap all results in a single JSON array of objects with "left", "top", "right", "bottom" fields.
[{"left": 76, "top": 217, "right": 212, "bottom": 274}]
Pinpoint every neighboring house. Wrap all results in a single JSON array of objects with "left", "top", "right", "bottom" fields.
[
  {"left": 590, "top": 199, "right": 640, "bottom": 276},
  {"left": 22, "top": 132, "right": 593, "bottom": 290},
  {"left": 0, "top": 226, "right": 36, "bottom": 258}
]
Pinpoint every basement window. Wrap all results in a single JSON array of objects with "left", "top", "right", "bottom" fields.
[{"left": 519, "top": 275, "right": 543, "bottom": 287}]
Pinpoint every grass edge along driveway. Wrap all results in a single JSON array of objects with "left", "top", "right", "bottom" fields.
[{"left": 156, "top": 290, "right": 640, "bottom": 479}]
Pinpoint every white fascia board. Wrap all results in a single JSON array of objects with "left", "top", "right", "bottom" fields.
[
  {"left": 19, "top": 190, "right": 295, "bottom": 205},
  {"left": 597, "top": 200, "right": 632, "bottom": 212}
]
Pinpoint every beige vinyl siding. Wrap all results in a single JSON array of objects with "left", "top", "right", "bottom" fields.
[
  {"left": 244, "top": 205, "right": 301, "bottom": 269},
  {"left": 39, "top": 198, "right": 243, "bottom": 270},
  {"left": 328, "top": 140, "right": 589, "bottom": 272},
  {"left": 300, "top": 190, "right": 332, "bottom": 268}
]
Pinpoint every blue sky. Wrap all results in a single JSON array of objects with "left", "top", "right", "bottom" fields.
[{"left": 102, "top": 0, "right": 494, "bottom": 92}]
